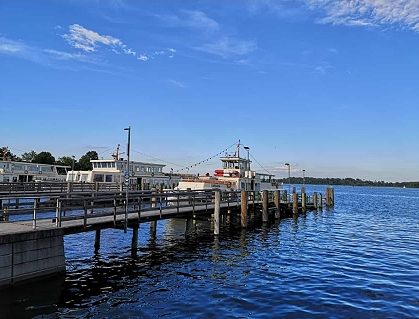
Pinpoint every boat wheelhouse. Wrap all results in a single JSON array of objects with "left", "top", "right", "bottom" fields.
[
  {"left": 0, "top": 160, "right": 70, "bottom": 182},
  {"left": 175, "top": 152, "right": 282, "bottom": 192},
  {"left": 66, "top": 157, "right": 179, "bottom": 189}
]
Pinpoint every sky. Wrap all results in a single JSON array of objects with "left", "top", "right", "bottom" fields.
[{"left": 1, "top": 0, "right": 419, "bottom": 182}]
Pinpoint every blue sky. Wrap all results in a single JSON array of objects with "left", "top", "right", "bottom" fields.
[{"left": 1, "top": 0, "right": 418, "bottom": 182}]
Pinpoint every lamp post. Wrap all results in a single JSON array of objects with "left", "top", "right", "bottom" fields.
[
  {"left": 124, "top": 126, "right": 131, "bottom": 233},
  {"left": 302, "top": 169, "right": 305, "bottom": 185},
  {"left": 71, "top": 155, "right": 75, "bottom": 182},
  {"left": 285, "top": 163, "right": 290, "bottom": 196},
  {"left": 244, "top": 146, "right": 250, "bottom": 191}
]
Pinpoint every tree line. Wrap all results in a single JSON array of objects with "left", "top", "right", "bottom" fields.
[
  {"left": 276, "top": 177, "right": 419, "bottom": 188},
  {"left": 0, "top": 147, "right": 98, "bottom": 171}
]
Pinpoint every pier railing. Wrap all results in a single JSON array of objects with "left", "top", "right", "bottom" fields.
[{"left": 1, "top": 188, "right": 334, "bottom": 230}]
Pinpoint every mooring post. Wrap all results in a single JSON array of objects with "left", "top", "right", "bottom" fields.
[
  {"left": 241, "top": 190, "right": 248, "bottom": 228},
  {"left": 319, "top": 193, "right": 323, "bottom": 208},
  {"left": 301, "top": 187, "right": 306, "bottom": 212},
  {"left": 274, "top": 190, "right": 280, "bottom": 219},
  {"left": 293, "top": 193, "right": 298, "bottom": 214},
  {"left": 330, "top": 188, "right": 334, "bottom": 206},
  {"left": 293, "top": 187, "right": 296, "bottom": 194},
  {"left": 262, "top": 190, "right": 269, "bottom": 223},
  {"left": 313, "top": 192, "right": 317, "bottom": 209},
  {"left": 94, "top": 229, "right": 101, "bottom": 251},
  {"left": 214, "top": 190, "right": 221, "bottom": 235}
]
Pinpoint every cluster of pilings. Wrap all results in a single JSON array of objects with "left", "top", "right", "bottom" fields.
[{"left": 212, "top": 187, "right": 335, "bottom": 235}]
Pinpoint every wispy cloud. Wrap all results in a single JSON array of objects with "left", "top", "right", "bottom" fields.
[
  {"left": 169, "top": 79, "right": 186, "bottom": 88},
  {"left": 303, "top": 0, "right": 419, "bottom": 31},
  {"left": 250, "top": 1, "right": 419, "bottom": 32},
  {"left": 197, "top": 37, "right": 257, "bottom": 58},
  {"left": 155, "top": 10, "right": 219, "bottom": 31},
  {"left": 0, "top": 37, "right": 94, "bottom": 64},
  {"left": 63, "top": 24, "right": 136, "bottom": 55},
  {"left": 137, "top": 48, "right": 176, "bottom": 62}
]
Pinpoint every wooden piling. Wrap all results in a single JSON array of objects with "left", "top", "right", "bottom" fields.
[
  {"left": 241, "top": 190, "right": 248, "bottom": 228},
  {"left": 214, "top": 190, "right": 221, "bottom": 235},
  {"left": 313, "top": 192, "right": 317, "bottom": 209},
  {"left": 301, "top": 187, "right": 306, "bottom": 212},
  {"left": 330, "top": 188, "right": 334, "bottom": 206},
  {"left": 319, "top": 193, "right": 323, "bottom": 208},
  {"left": 274, "top": 190, "right": 280, "bottom": 219},
  {"left": 151, "top": 188, "right": 156, "bottom": 208},
  {"left": 293, "top": 193, "right": 298, "bottom": 214},
  {"left": 262, "top": 190, "right": 269, "bottom": 223},
  {"left": 326, "top": 188, "right": 330, "bottom": 207},
  {"left": 94, "top": 229, "right": 101, "bottom": 251}
]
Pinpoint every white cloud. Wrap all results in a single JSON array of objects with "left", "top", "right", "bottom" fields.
[
  {"left": 156, "top": 10, "right": 219, "bottom": 31},
  {"left": 303, "top": 0, "right": 419, "bottom": 31},
  {"left": 138, "top": 55, "right": 148, "bottom": 61},
  {"left": 136, "top": 49, "right": 176, "bottom": 62},
  {"left": 197, "top": 37, "right": 257, "bottom": 58},
  {"left": 63, "top": 24, "right": 136, "bottom": 55}
]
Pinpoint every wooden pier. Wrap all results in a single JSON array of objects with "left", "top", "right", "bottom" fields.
[{"left": 0, "top": 185, "right": 334, "bottom": 288}]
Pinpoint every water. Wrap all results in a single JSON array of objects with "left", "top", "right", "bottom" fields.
[{"left": 2, "top": 186, "right": 419, "bottom": 318}]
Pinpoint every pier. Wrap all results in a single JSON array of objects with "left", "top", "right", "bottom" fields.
[{"left": 0, "top": 184, "right": 334, "bottom": 288}]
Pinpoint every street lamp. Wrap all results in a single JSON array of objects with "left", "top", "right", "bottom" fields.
[
  {"left": 244, "top": 146, "right": 250, "bottom": 191},
  {"left": 124, "top": 126, "right": 131, "bottom": 233},
  {"left": 302, "top": 169, "right": 305, "bottom": 185},
  {"left": 285, "top": 163, "right": 290, "bottom": 196},
  {"left": 71, "top": 155, "right": 75, "bottom": 182}
]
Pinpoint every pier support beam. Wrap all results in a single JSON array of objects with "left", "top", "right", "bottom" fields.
[
  {"left": 262, "top": 190, "right": 269, "bottom": 223},
  {"left": 313, "top": 192, "right": 317, "bottom": 209},
  {"left": 131, "top": 225, "right": 139, "bottom": 250},
  {"left": 241, "top": 190, "right": 248, "bottom": 228},
  {"left": 94, "top": 229, "right": 101, "bottom": 251},
  {"left": 214, "top": 190, "right": 221, "bottom": 235},
  {"left": 150, "top": 221, "right": 157, "bottom": 238},
  {"left": 274, "top": 190, "right": 280, "bottom": 219}
]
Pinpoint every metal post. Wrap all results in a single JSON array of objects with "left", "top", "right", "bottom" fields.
[
  {"left": 124, "top": 126, "right": 131, "bottom": 233},
  {"left": 285, "top": 163, "right": 290, "bottom": 199}
]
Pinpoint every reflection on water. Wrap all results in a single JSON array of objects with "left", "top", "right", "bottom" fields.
[{"left": 2, "top": 186, "right": 419, "bottom": 318}]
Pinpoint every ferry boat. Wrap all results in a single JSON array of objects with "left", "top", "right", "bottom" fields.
[
  {"left": 174, "top": 147, "right": 282, "bottom": 192},
  {"left": 66, "top": 146, "right": 180, "bottom": 189},
  {"left": 0, "top": 160, "right": 70, "bottom": 182}
]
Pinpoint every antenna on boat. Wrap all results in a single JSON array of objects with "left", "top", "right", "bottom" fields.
[
  {"left": 112, "top": 144, "right": 120, "bottom": 161},
  {"left": 237, "top": 140, "right": 240, "bottom": 159}
]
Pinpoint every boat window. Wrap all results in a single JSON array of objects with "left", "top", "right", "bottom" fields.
[
  {"left": 43, "top": 166, "right": 53, "bottom": 173},
  {"left": 93, "top": 174, "right": 104, "bottom": 182},
  {"left": 105, "top": 175, "right": 113, "bottom": 182},
  {"left": 12, "top": 165, "right": 25, "bottom": 171},
  {"left": 141, "top": 166, "right": 145, "bottom": 172},
  {"left": 111, "top": 162, "right": 115, "bottom": 168},
  {"left": 81, "top": 174, "right": 89, "bottom": 182}
]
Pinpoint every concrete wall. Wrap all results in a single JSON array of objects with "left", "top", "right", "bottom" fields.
[{"left": 0, "top": 229, "right": 65, "bottom": 288}]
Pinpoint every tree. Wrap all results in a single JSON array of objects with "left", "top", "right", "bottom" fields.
[
  {"left": 56, "top": 156, "right": 78, "bottom": 169},
  {"left": 33, "top": 151, "right": 55, "bottom": 164},
  {"left": 0, "top": 147, "right": 20, "bottom": 161},
  {"left": 21, "top": 150, "right": 37, "bottom": 162},
  {"left": 79, "top": 151, "right": 98, "bottom": 171}
]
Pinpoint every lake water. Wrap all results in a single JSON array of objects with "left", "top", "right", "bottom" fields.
[{"left": 2, "top": 186, "right": 419, "bottom": 318}]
